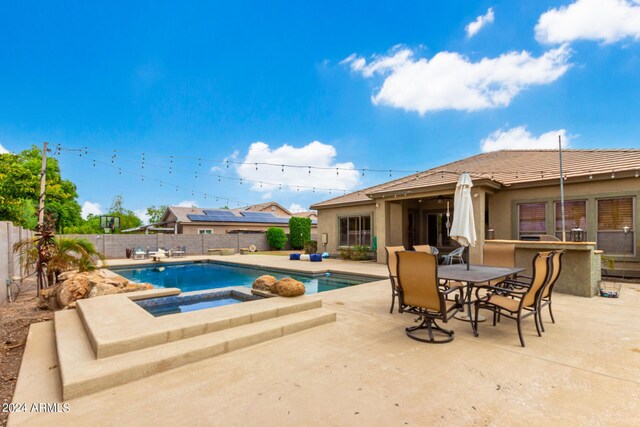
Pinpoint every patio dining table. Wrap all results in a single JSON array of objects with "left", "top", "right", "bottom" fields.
[{"left": 438, "top": 264, "right": 525, "bottom": 336}]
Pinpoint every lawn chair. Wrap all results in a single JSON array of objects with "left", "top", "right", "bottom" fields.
[
  {"left": 133, "top": 247, "right": 146, "bottom": 260},
  {"left": 385, "top": 246, "right": 406, "bottom": 313},
  {"left": 171, "top": 245, "right": 186, "bottom": 258},
  {"left": 538, "top": 250, "right": 565, "bottom": 332},
  {"left": 396, "top": 251, "right": 462, "bottom": 343},
  {"left": 473, "top": 251, "right": 553, "bottom": 347},
  {"left": 442, "top": 246, "right": 465, "bottom": 265}
]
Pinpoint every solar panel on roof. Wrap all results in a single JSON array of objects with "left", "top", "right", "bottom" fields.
[
  {"left": 202, "top": 210, "right": 236, "bottom": 218},
  {"left": 240, "top": 211, "right": 278, "bottom": 219},
  {"left": 187, "top": 212, "right": 293, "bottom": 224}
]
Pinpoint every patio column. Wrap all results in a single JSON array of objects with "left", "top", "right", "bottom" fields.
[
  {"left": 470, "top": 188, "right": 486, "bottom": 265},
  {"left": 375, "top": 200, "right": 388, "bottom": 263}
]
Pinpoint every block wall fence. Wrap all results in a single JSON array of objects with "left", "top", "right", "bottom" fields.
[{"left": 0, "top": 221, "right": 34, "bottom": 306}]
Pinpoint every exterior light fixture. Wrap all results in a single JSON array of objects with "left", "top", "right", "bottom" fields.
[{"left": 611, "top": 171, "right": 615, "bottom": 179}]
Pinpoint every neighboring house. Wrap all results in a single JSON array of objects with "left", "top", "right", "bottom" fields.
[
  {"left": 311, "top": 149, "right": 640, "bottom": 265},
  {"left": 291, "top": 210, "right": 318, "bottom": 221},
  {"left": 149, "top": 205, "right": 317, "bottom": 235},
  {"left": 236, "top": 201, "right": 293, "bottom": 218}
]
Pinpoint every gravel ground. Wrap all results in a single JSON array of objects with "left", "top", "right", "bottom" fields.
[{"left": 0, "top": 278, "right": 53, "bottom": 427}]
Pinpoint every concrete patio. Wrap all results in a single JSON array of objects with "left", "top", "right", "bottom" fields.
[{"left": 9, "top": 255, "right": 640, "bottom": 426}]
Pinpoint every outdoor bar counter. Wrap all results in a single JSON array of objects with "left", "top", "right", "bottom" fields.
[{"left": 486, "top": 240, "right": 602, "bottom": 297}]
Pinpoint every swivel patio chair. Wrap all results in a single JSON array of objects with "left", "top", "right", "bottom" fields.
[
  {"left": 442, "top": 246, "right": 465, "bottom": 265},
  {"left": 473, "top": 251, "right": 553, "bottom": 347},
  {"left": 538, "top": 250, "right": 565, "bottom": 332},
  {"left": 395, "top": 251, "right": 462, "bottom": 343},
  {"left": 415, "top": 245, "right": 464, "bottom": 298},
  {"left": 385, "top": 246, "right": 406, "bottom": 313}
]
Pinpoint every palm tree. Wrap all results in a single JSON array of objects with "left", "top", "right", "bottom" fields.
[{"left": 14, "top": 236, "right": 106, "bottom": 287}]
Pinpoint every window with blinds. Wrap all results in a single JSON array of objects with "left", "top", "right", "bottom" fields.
[
  {"left": 519, "top": 203, "right": 546, "bottom": 238},
  {"left": 555, "top": 200, "right": 587, "bottom": 240},
  {"left": 597, "top": 197, "right": 634, "bottom": 255}
]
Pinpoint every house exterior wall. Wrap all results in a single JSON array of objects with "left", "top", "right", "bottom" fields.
[
  {"left": 316, "top": 203, "right": 376, "bottom": 255},
  {"left": 488, "top": 177, "right": 640, "bottom": 261}
]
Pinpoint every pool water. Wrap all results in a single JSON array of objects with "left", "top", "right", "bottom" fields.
[{"left": 113, "top": 262, "right": 375, "bottom": 294}]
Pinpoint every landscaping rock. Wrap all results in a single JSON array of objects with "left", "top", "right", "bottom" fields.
[
  {"left": 252, "top": 275, "right": 277, "bottom": 292},
  {"left": 88, "top": 283, "right": 119, "bottom": 298},
  {"left": 272, "top": 278, "right": 305, "bottom": 297},
  {"left": 38, "top": 270, "right": 155, "bottom": 310}
]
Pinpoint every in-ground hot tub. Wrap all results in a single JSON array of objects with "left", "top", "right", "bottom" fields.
[{"left": 136, "top": 288, "right": 262, "bottom": 317}]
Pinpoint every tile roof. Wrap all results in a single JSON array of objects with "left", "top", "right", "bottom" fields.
[
  {"left": 311, "top": 149, "right": 640, "bottom": 208},
  {"left": 235, "top": 201, "right": 292, "bottom": 215}
]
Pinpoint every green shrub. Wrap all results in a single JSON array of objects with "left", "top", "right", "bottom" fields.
[
  {"left": 303, "top": 240, "right": 317, "bottom": 254},
  {"left": 289, "top": 217, "right": 311, "bottom": 250},
  {"left": 350, "top": 245, "right": 369, "bottom": 260},
  {"left": 266, "top": 227, "right": 287, "bottom": 250},
  {"left": 339, "top": 247, "right": 352, "bottom": 260}
]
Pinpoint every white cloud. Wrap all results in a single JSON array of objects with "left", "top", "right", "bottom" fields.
[
  {"left": 81, "top": 201, "right": 102, "bottom": 219},
  {"left": 134, "top": 209, "right": 150, "bottom": 224},
  {"left": 343, "top": 45, "right": 571, "bottom": 114},
  {"left": 536, "top": 0, "right": 640, "bottom": 44},
  {"left": 175, "top": 200, "right": 198, "bottom": 208},
  {"left": 289, "top": 203, "right": 306, "bottom": 213},
  {"left": 261, "top": 192, "right": 273, "bottom": 200},
  {"left": 466, "top": 8, "right": 495, "bottom": 38},
  {"left": 0, "top": 143, "right": 9, "bottom": 154},
  {"left": 481, "top": 126, "right": 571, "bottom": 152},
  {"left": 236, "top": 141, "right": 360, "bottom": 194}
]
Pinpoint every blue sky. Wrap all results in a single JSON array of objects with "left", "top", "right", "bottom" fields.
[{"left": 1, "top": 0, "right": 639, "bottom": 221}]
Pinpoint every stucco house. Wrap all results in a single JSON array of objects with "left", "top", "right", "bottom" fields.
[{"left": 311, "top": 149, "right": 639, "bottom": 269}]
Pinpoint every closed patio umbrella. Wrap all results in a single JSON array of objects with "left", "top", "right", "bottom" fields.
[{"left": 449, "top": 173, "right": 477, "bottom": 270}]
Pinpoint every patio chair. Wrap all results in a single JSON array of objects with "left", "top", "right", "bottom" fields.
[
  {"left": 442, "top": 246, "right": 465, "bottom": 265},
  {"left": 395, "top": 251, "right": 462, "bottom": 343},
  {"left": 133, "top": 247, "right": 146, "bottom": 260},
  {"left": 414, "top": 245, "right": 463, "bottom": 297},
  {"left": 538, "top": 250, "right": 565, "bottom": 332},
  {"left": 385, "top": 246, "right": 406, "bottom": 313},
  {"left": 483, "top": 243, "right": 516, "bottom": 286},
  {"left": 171, "top": 245, "right": 186, "bottom": 258},
  {"left": 473, "top": 251, "right": 553, "bottom": 347}
]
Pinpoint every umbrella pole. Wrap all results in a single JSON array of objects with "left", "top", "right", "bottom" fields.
[{"left": 466, "top": 246, "right": 470, "bottom": 270}]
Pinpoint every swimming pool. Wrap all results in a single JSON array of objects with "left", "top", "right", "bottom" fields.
[{"left": 112, "top": 261, "right": 376, "bottom": 294}]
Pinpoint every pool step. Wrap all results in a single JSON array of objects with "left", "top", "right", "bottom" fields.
[
  {"left": 76, "top": 294, "right": 323, "bottom": 358},
  {"left": 55, "top": 306, "right": 336, "bottom": 400}
]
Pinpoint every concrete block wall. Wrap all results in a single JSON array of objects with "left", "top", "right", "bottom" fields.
[
  {"left": 62, "top": 234, "right": 272, "bottom": 259},
  {"left": 61, "top": 233, "right": 319, "bottom": 259},
  {"left": 1, "top": 221, "right": 34, "bottom": 306}
]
